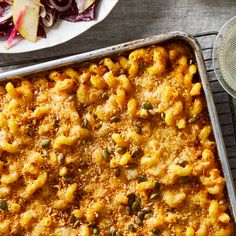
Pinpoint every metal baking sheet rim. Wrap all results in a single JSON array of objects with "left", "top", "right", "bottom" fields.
[{"left": 0, "top": 31, "right": 236, "bottom": 223}]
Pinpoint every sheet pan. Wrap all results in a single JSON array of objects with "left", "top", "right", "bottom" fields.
[{"left": 0, "top": 31, "right": 235, "bottom": 223}]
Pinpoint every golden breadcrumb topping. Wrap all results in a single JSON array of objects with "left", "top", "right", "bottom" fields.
[{"left": 0, "top": 42, "right": 233, "bottom": 236}]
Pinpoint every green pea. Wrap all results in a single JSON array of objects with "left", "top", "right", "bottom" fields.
[
  {"left": 150, "top": 193, "right": 159, "bottom": 200},
  {"left": 0, "top": 200, "right": 7, "bottom": 211},
  {"left": 132, "top": 201, "right": 140, "bottom": 211},
  {"left": 131, "top": 148, "right": 141, "bottom": 158},
  {"left": 116, "top": 147, "right": 126, "bottom": 154},
  {"left": 188, "top": 117, "right": 197, "bottom": 124},
  {"left": 134, "top": 125, "right": 142, "bottom": 134},
  {"left": 143, "top": 102, "right": 153, "bottom": 110},
  {"left": 114, "top": 168, "right": 121, "bottom": 177},
  {"left": 111, "top": 116, "right": 120, "bottom": 123},
  {"left": 128, "top": 224, "right": 136, "bottom": 232},
  {"left": 151, "top": 229, "right": 161, "bottom": 235},
  {"left": 41, "top": 139, "right": 50, "bottom": 148},
  {"left": 137, "top": 175, "right": 147, "bottom": 183},
  {"left": 103, "top": 149, "right": 110, "bottom": 162},
  {"left": 81, "top": 118, "right": 88, "bottom": 129}
]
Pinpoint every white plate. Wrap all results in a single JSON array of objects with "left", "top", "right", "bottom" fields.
[{"left": 0, "top": 0, "right": 119, "bottom": 53}]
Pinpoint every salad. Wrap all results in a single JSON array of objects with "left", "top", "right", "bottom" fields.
[{"left": 0, "top": 0, "right": 99, "bottom": 48}]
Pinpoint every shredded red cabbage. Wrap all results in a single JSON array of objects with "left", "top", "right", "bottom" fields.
[
  {"left": 37, "top": 22, "right": 47, "bottom": 38},
  {"left": 0, "top": 0, "right": 99, "bottom": 38},
  {"left": 0, "top": 3, "right": 13, "bottom": 36},
  {"left": 0, "top": 19, "right": 13, "bottom": 36},
  {"left": 60, "top": 1, "right": 98, "bottom": 22}
]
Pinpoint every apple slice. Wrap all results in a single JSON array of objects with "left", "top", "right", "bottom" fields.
[
  {"left": 12, "top": 0, "right": 40, "bottom": 42},
  {"left": 75, "top": 0, "right": 96, "bottom": 13}
]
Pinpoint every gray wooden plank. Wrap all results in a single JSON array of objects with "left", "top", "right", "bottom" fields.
[{"left": 1, "top": 0, "right": 236, "bottom": 63}]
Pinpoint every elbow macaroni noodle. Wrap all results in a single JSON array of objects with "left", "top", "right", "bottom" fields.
[{"left": 0, "top": 42, "right": 233, "bottom": 235}]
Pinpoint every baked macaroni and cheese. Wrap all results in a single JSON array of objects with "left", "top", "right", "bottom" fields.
[{"left": 0, "top": 42, "right": 234, "bottom": 235}]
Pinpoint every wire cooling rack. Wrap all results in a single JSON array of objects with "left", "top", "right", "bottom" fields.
[{"left": 194, "top": 31, "right": 236, "bottom": 185}]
